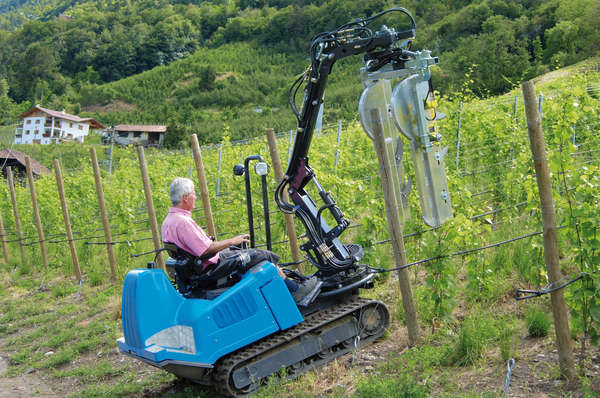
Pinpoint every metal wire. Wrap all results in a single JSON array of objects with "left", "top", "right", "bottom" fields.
[
  {"left": 515, "top": 272, "right": 588, "bottom": 300},
  {"left": 369, "top": 229, "right": 552, "bottom": 274}
]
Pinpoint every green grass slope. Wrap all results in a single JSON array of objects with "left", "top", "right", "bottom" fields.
[{"left": 79, "top": 41, "right": 365, "bottom": 145}]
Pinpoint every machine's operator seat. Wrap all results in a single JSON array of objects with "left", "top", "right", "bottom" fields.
[{"left": 163, "top": 242, "right": 242, "bottom": 299}]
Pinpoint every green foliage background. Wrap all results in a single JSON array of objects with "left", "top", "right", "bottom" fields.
[{"left": 0, "top": 0, "right": 599, "bottom": 145}]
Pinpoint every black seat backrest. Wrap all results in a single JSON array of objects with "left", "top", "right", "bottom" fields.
[
  {"left": 163, "top": 242, "right": 239, "bottom": 298},
  {"left": 163, "top": 242, "right": 182, "bottom": 258},
  {"left": 164, "top": 242, "right": 214, "bottom": 263}
]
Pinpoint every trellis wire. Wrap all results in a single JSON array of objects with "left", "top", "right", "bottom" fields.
[
  {"left": 515, "top": 272, "right": 588, "bottom": 300},
  {"left": 369, "top": 229, "right": 553, "bottom": 274}
]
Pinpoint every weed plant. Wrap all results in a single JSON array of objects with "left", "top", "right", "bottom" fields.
[
  {"left": 498, "top": 321, "right": 519, "bottom": 362},
  {"left": 526, "top": 306, "right": 552, "bottom": 338},
  {"left": 447, "top": 312, "right": 500, "bottom": 366},
  {"left": 354, "top": 373, "right": 429, "bottom": 398}
]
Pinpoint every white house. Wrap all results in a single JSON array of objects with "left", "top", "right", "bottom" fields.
[{"left": 13, "top": 105, "right": 104, "bottom": 145}]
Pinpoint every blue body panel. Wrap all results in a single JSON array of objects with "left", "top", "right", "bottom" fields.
[{"left": 118, "top": 262, "right": 303, "bottom": 367}]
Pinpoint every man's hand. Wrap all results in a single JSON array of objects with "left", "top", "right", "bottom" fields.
[
  {"left": 205, "top": 233, "right": 250, "bottom": 255},
  {"left": 231, "top": 234, "right": 250, "bottom": 246}
]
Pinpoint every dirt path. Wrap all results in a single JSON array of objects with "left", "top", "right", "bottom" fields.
[{"left": 0, "top": 354, "right": 60, "bottom": 398}]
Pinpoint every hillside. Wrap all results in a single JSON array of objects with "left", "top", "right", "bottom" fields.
[
  {"left": 79, "top": 42, "right": 307, "bottom": 145},
  {"left": 0, "top": 0, "right": 599, "bottom": 145}
]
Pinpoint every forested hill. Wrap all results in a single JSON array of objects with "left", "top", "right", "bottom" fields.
[{"left": 0, "top": 0, "right": 598, "bottom": 145}]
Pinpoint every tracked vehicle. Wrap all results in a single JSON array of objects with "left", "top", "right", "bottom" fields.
[{"left": 118, "top": 7, "right": 452, "bottom": 397}]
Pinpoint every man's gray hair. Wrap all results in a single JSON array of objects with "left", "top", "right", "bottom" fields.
[{"left": 170, "top": 177, "right": 194, "bottom": 206}]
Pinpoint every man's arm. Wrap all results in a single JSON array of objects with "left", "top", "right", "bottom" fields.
[{"left": 203, "top": 234, "right": 250, "bottom": 256}]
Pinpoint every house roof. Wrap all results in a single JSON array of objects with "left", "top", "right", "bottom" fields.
[
  {"left": 0, "top": 149, "right": 50, "bottom": 176},
  {"left": 19, "top": 105, "right": 105, "bottom": 129},
  {"left": 114, "top": 124, "right": 167, "bottom": 133}
]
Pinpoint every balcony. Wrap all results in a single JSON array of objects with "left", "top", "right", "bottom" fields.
[{"left": 45, "top": 127, "right": 61, "bottom": 137}]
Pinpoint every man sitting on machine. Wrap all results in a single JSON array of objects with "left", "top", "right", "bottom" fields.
[{"left": 161, "top": 177, "right": 320, "bottom": 304}]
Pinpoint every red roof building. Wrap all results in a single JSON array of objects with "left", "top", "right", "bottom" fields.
[{"left": 105, "top": 124, "right": 167, "bottom": 147}]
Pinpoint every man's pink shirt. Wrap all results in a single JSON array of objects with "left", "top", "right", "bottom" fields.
[{"left": 161, "top": 207, "right": 219, "bottom": 268}]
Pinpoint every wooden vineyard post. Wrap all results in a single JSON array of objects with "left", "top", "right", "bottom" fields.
[
  {"left": 136, "top": 146, "right": 166, "bottom": 273},
  {"left": 90, "top": 147, "right": 118, "bottom": 281},
  {"left": 190, "top": 134, "right": 217, "bottom": 238},
  {"left": 370, "top": 109, "right": 420, "bottom": 346},
  {"left": 522, "top": 80, "right": 575, "bottom": 380},
  {"left": 54, "top": 159, "right": 82, "bottom": 281},
  {"left": 7, "top": 167, "right": 26, "bottom": 265},
  {"left": 0, "top": 210, "right": 8, "bottom": 262},
  {"left": 455, "top": 101, "right": 463, "bottom": 167},
  {"left": 25, "top": 156, "right": 49, "bottom": 269},
  {"left": 265, "top": 128, "right": 301, "bottom": 264}
]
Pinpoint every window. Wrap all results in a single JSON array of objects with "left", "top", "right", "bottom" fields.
[
  {"left": 118, "top": 132, "right": 128, "bottom": 138},
  {"left": 69, "top": 123, "right": 73, "bottom": 128},
  {"left": 133, "top": 132, "right": 142, "bottom": 138},
  {"left": 25, "top": 130, "right": 30, "bottom": 135},
  {"left": 78, "top": 125, "right": 83, "bottom": 130},
  {"left": 35, "top": 119, "right": 40, "bottom": 124},
  {"left": 26, "top": 120, "right": 31, "bottom": 124}
]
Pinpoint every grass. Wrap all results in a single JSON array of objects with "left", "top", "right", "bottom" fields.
[
  {"left": 162, "top": 386, "right": 218, "bottom": 398},
  {"left": 499, "top": 324, "right": 518, "bottom": 362},
  {"left": 0, "top": 124, "right": 15, "bottom": 144},
  {"left": 526, "top": 306, "right": 552, "bottom": 338},
  {"left": 0, "top": 277, "right": 137, "bottom": 390},
  {"left": 1, "top": 248, "right": 598, "bottom": 397},
  {"left": 353, "top": 373, "right": 429, "bottom": 398},
  {"left": 448, "top": 313, "right": 500, "bottom": 366},
  {"left": 53, "top": 361, "right": 128, "bottom": 383}
]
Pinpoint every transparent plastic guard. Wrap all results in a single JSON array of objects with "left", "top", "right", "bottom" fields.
[
  {"left": 391, "top": 74, "right": 452, "bottom": 227},
  {"left": 359, "top": 79, "right": 410, "bottom": 223}
]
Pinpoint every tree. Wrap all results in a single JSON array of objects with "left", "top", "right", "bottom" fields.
[
  {"left": 545, "top": 20, "right": 579, "bottom": 64},
  {"left": 164, "top": 119, "right": 189, "bottom": 148},
  {"left": 0, "top": 78, "right": 17, "bottom": 123},
  {"left": 94, "top": 26, "right": 137, "bottom": 81},
  {"left": 11, "top": 42, "right": 60, "bottom": 102},
  {"left": 442, "top": 15, "right": 531, "bottom": 96},
  {"left": 197, "top": 66, "right": 216, "bottom": 91}
]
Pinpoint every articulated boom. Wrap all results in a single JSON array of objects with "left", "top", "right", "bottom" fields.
[{"left": 276, "top": 8, "right": 452, "bottom": 275}]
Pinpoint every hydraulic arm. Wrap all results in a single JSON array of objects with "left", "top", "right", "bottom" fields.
[
  {"left": 275, "top": 8, "right": 452, "bottom": 275},
  {"left": 275, "top": 8, "right": 416, "bottom": 273}
]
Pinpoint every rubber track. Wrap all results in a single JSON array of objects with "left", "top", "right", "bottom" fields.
[{"left": 213, "top": 296, "right": 388, "bottom": 397}]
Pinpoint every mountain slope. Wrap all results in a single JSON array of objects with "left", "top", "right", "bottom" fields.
[{"left": 1, "top": 0, "right": 599, "bottom": 145}]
